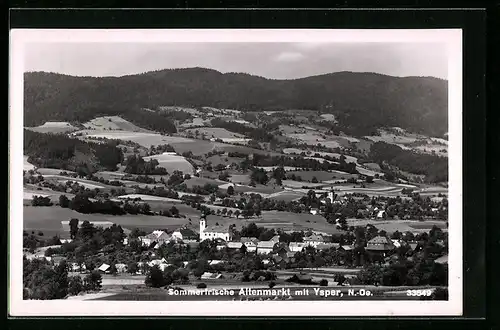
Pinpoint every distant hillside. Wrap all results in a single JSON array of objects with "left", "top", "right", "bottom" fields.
[{"left": 24, "top": 68, "right": 448, "bottom": 136}]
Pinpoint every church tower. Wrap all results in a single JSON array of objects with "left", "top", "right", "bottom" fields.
[{"left": 199, "top": 214, "right": 207, "bottom": 240}]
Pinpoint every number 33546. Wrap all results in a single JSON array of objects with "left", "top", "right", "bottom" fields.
[{"left": 406, "top": 289, "right": 432, "bottom": 296}]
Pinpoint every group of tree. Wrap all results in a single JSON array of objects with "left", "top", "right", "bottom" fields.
[
  {"left": 243, "top": 153, "right": 357, "bottom": 175},
  {"left": 23, "top": 258, "right": 103, "bottom": 300},
  {"left": 24, "top": 130, "right": 123, "bottom": 172},
  {"left": 31, "top": 195, "right": 53, "bottom": 206},
  {"left": 62, "top": 193, "right": 153, "bottom": 216},
  {"left": 210, "top": 118, "right": 276, "bottom": 143},
  {"left": 123, "top": 155, "right": 168, "bottom": 175},
  {"left": 369, "top": 142, "right": 448, "bottom": 183}
]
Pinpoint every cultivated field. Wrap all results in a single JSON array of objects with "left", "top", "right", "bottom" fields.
[
  {"left": 265, "top": 190, "right": 305, "bottom": 202},
  {"left": 25, "top": 121, "right": 79, "bottom": 134},
  {"left": 114, "top": 194, "right": 184, "bottom": 203},
  {"left": 82, "top": 116, "right": 150, "bottom": 132},
  {"left": 143, "top": 152, "right": 194, "bottom": 174},
  {"left": 79, "top": 130, "right": 199, "bottom": 149},
  {"left": 346, "top": 218, "right": 447, "bottom": 234},
  {"left": 286, "top": 133, "right": 342, "bottom": 149},
  {"left": 23, "top": 206, "right": 191, "bottom": 236},
  {"left": 185, "top": 127, "right": 245, "bottom": 139}
]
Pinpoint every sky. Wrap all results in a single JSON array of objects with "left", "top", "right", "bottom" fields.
[{"left": 24, "top": 42, "right": 448, "bottom": 80}]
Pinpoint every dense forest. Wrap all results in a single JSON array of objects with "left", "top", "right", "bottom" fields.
[
  {"left": 24, "top": 130, "right": 123, "bottom": 172},
  {"left": 210, "top": 118, "right": 275, "bottom": 142},
  {"left": 368, "top": 142, "right": 448, "bottom": 183},
  {"left": 24, "top": 69, "right": 447, "bottom": 136}
]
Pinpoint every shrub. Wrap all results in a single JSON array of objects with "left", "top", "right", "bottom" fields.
[
  {"left": 68, "top": 276, "right": 83, "bottom": 295},
  {"left": 319, "top": 279, "right": 328, "bottom": 286},
  {"left": 268, "top": 281, "right": 276, "bottom": 289},
  {"left": 197, "top": 282, "right": 207, "bottom": 289}
]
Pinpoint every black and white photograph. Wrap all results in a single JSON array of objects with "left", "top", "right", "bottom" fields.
[{"left": 9, "top": 29, "right": 463, "bottom": 316}]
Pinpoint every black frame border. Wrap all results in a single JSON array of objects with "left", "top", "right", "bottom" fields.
[{"left": 6, "top": 6, "right": 491, "bottom": 330}]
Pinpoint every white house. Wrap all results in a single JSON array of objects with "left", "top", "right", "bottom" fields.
[
  {"left": 289, "top": 242, "right": 307, "bottom": 252},
  {"left": 376, "top": 210, "right": 387, "bottom": 219},
  {"left": 98, "top": 263, "right": 110, "bottom": 273},
  {"left": 257, "top": 241, "right": 277, "bottom": 255},
  {"left": 240, "top": 237, "right": 259, "bottom": 252},
  {"left": 115, "top": 263, "right": 127, "bottom": 273},
  {"left": 199, "top": 218, "right": 231, "bottom": 242},
  {"left": 309, "top": 208, "right": 319, "bottom": 215},
  {"left": 139, "top": 230, "right": 171, "bottom": 247},
  {"left": 227, "top": 242, "right": 244, "bottom": 250},
  {"left": 303, "top": 234, "right": 325, "bottom": 248},
  {"left": 172, "top": 227, "right": 198, "bottom": 241}
]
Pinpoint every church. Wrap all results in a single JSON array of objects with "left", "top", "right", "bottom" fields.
[{"left": 199, "top": 216, "right": 232, "bottom": 242}]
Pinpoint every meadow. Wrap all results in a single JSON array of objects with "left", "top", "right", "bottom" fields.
[
  {"left": 82, "top": 116, "right": 150, "bottom": 132},
  {"left": 143, "top": 152, "right": 194, "bottom": 174},
  {"left": 23, "top": 206, "right": 191, "bottom": 236},
  {"left": 25, "top": 122, "right": 79, "bottom": 134}
]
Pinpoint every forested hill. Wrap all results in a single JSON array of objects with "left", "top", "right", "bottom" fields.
[{"left": 24, "top": 69, "right": 448, "bottom": 136}]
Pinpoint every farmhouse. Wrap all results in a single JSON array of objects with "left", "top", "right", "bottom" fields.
[
  {"left": 309, "top": 208, "right": 319, "bottom": 215},
  {"left": 303, "top": 234, "right": 324, "bottom": 248},
  {"left": 139, "top": 230, "right": 171, "bottom": 247},
  {"left": 199, "top": 217, "right": 232, "bottom": 242},
  {"left": 257, "top": 241, "right": 278, "bottom": 255},
  {"left": 269, "top": 235, "right": 281, "bottom": 243},
  {"left": 366, "top": 236, "right": 395, "bottom": 253},
  {"left": 98, "top": 263, "right": 110, "bottom": 273},
  {"left": 289, "top": 242, "right": 307, "bottom": 252},
  {"left": 240, "top": 237, "right": 259, "bottom": 252},
  {"left": 200, "top": 272, "right": 224, "bottom": 280},
  {"left": 226, "top": 242, "right": 244, "bottom": 250},
  {"left": 172, "top": 227, "right": 198, "bottom": 241},
  {"left": 115, "top": 263, "right": 127, "bottom": 273}
]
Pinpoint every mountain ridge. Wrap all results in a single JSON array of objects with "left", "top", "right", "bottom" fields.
[{"left": 24, "top": 68, "right": 448, "bottom": 136}]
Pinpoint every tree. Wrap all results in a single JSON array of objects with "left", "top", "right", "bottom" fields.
[
  {"left": 54, "top": 261, "right": 69, "bottom": 298},
  {"left": 127, "top": 262, "right": 139, "bottom": 275},
  {"left": 250, "top": 168, "right": 269, "bottom": 185},
  {"left": 69, "top": 218, "right": 79, "bottom": 240},
  {"left": 68, "top": 276, "right": 83, "bottom": 295},
  {"left": 83, "top": 271, "right": 102, "bottom": 291},
  {"left": 59, "top": 195, "right": 70, "bottom": 208},
  {"left": 365, "top": 176, "right": 374, "bottom": 183},
  {"left": 272, "top": 166, "right": 286, "bottom": 186},
  {"left": 227, "top": 185, "right": 235, "bottom": 195},
  {"left": 145, "top": 265, "right": 166, "bottom": 288},
  {"left": 311, "top": 176, "right": 319, "bottom": 183}
]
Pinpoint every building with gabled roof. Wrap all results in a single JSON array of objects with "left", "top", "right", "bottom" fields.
[
  {"left": 366, "top": 236, "right": 395, "bottom": 252},
  {"left": 303, "top": 234, "right": 325, "bottom": 247},
  {"left": 257, "top": 241, "right": 278, "bottom": 254},
  {"left": 172, "top": 226, "right": 198, "bottom": 241},
  {"left": 227, "top": 241, "right": 244, "bottom": 249},
  {"left": 289, "top": 242, "right": 307, "bottom": 252},
  {"left": 240, "top": 237, "right": 259, "bottom": 252},
  {"left": 98, "top": 263, "right": 110, "bottom": 273}
]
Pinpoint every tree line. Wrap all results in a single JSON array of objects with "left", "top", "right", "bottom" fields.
[{"left": 24, "top": 129, "right": 123, "bottom": 173}]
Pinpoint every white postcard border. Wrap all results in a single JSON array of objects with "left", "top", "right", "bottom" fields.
[{"left": 9, "top": 28, "right": 462, "bottom": 317}]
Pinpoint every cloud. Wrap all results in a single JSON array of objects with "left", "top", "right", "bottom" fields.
[
  {"left": 273, "top": 51, "right": 305, "bottom": 62},
  {"left": 293, "top": 43, "right": 325, "bottom": 51}
]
